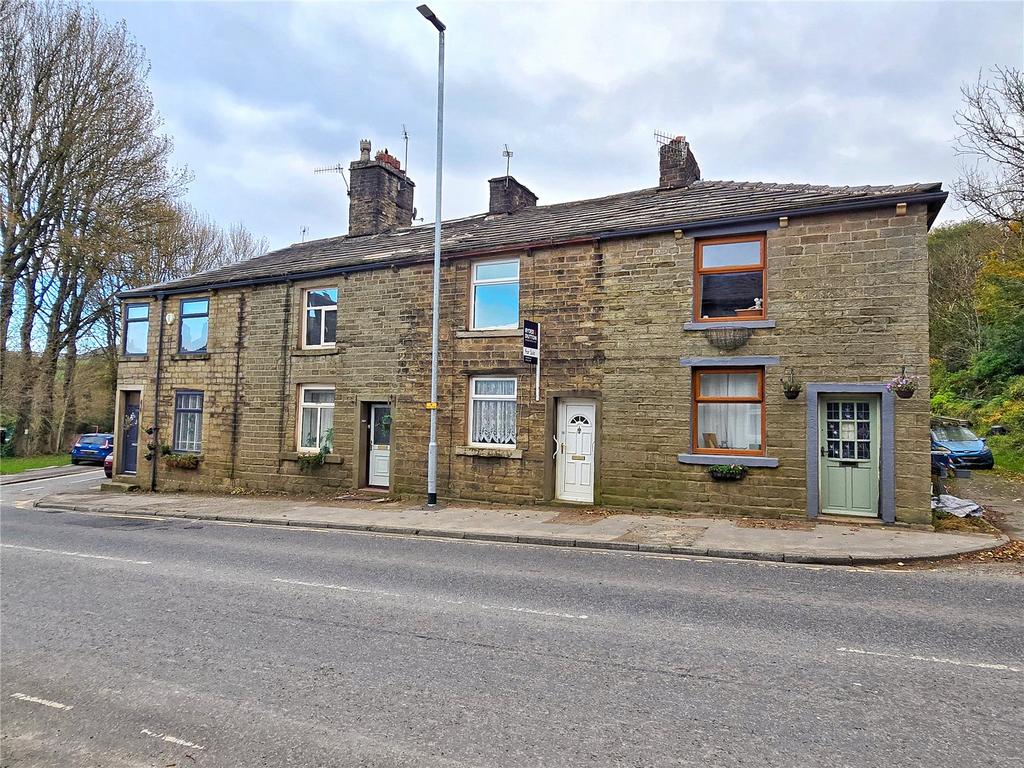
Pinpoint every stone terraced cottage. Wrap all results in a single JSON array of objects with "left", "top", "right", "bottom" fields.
[{"left": 113, "top": 137, "right": 946, "bottom": 524}]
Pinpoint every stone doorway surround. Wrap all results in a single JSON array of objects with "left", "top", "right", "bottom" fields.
[{"left": 806, "top": 383, "right": 896, "bottom": 524}]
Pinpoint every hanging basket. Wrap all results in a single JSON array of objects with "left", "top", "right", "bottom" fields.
[
  {"left": 708, "top": 464, "right": 748, "bottom": 481},
  {"left": 703, "top": 327, "right": 752, "bottom": 351}
]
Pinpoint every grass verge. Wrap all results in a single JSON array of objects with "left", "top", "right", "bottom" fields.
[{"left": 0, "top": 453, "right": 71, "bottom": 475}]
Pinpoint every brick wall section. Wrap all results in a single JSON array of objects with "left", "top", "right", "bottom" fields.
[{"left": 114, "top": 203, "right": 931, "bottom": 523}]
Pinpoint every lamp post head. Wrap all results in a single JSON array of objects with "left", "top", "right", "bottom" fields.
[{"left": 417, "top": 4, "right": 445, "bottom": 32}]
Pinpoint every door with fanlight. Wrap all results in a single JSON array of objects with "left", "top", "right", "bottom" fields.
[
  {"left": 556, "top": 400, "right": 596, "bottom": 503},
  {"left": 367, "top": 404, "right": 391, "bottom": 488},
  {"left": 819, "top": 396, "right": 880, "bottom": 517}
]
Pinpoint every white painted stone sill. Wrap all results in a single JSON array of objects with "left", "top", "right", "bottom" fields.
[
  {"left": 682, "top": 320, "right": 777, "bottom": 331},
  {"left": 293, "top": 346, "right": 339, "bottom": 357},
  {"left": 455, "top": 328, "right": 521, "bottom": 339},
  {"left": 456, "top": 445, "right": 524, "bottom": 459},
  {"left": 677, "top": 453, "right": 780, "bottom": 468}
]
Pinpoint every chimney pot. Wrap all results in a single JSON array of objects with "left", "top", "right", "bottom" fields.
[{"left": 359, "top": 139, "right": 371, "bottom": 162}]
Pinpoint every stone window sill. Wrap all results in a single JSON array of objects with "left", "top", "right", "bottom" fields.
[
  {"left": 280, "top": 451, "right": 343, "bottom": 465},
  {"left": 118, "top": 354, "right": 149, "bottom": 363},
  {"left": 677, "top": 453, "right": 780, "bottom": 468},
  {"left": 171, "top": 352, "right": 211, "bottom": 361},
  {"left": 293, "top": 346, "right": 339, "bottom": 357},
  {"left": 455, "top": 328, "right": 521, "bottom": 339},
  {"left": 456, "top": 445, "right": 523, "bottom": 459},
  {"left": 682, "top": 320, "right": 777, "bottom": 331}
]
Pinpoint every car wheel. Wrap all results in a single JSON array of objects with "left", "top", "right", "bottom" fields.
[{"left": 70, "top": 458, "right": 80, "bottom": 465}]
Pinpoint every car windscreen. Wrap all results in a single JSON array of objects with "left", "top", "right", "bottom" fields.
[
  {"left": 78, "top": 435, "right": 108, "bottom": 445},
  {"left": 932, "top": 425, "right": 979, "bottom": 442}
]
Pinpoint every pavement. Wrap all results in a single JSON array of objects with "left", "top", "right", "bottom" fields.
[
  {"left": 30, "top": 484, "right": 1007, "bottom": 565},
  {"left": 2, "top": 502, "right": 1021, "bottom": 767}
]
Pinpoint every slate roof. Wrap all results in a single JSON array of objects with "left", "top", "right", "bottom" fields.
[{"left": 121, "top": 178, "right": 945, "bottom": 298}]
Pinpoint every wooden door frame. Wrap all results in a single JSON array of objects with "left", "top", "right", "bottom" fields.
[
  {"left": 817, "top": 394, "right": 880, "bottom": 517},
  {"left": 806, "top": 384, "right": 896, "bottom": 523},
  {"left": 543, "top": 391, "right": 601, "bottom": 504}
]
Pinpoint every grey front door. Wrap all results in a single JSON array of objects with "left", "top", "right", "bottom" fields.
[
  {"left": 819, "top": 396, "right": 879, "bottom": 517},
  {"left": 121, "top": 391, "right": 141, "bottom": 475}
]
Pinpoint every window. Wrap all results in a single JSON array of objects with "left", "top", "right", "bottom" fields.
[
  {"left": 173, "top": 390, "right": 204, "bottom": 453},
  {"left": 471, "top": 259, "right": 519, "bottom": 330},
  {"left": 469, "top": 377, "right": 517, "bottom": 446},
  {"left": 123, "top": 303, "right": 149, "bottom": 355},
  {"left": 302, "top": 287, "right": 338, "bottom": 348},
  {"left": 179, "top": 298, "right": 209, "bottom": 353},
  {"left": 298, "top": 386, "right": 335, "bottom": 452},
  {"left": 695, "top": 234, "right": 766, "bottom": 321},
  {"left": 692, "top": 368, "right": 765, "bottom": 455}
]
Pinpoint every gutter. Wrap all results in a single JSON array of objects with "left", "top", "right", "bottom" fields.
[{"left": 118, "top": 189, "right": 948, "bottom": 300}]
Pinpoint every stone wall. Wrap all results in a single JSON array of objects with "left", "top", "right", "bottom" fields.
[{"left": 114, "top": 202, "right": 931, "bottom": 523}]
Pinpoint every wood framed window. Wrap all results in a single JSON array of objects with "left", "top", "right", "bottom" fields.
[
  {"left": 694, "top": 234, "right": 766, "bottom": 321},
  {"left": 172, "top": 390, "right": 204, "bottom": 453},
  {"left": 122, "top": 303, "right": 149, "bottom": 355},
  {"left": 297, "top": 386, "right": 335, "bottom": 453},
  {"left": 468, "top": 376, "right": 517, "bottom": 447},
  {"left": 692, "top": 368, "right": 765, "bottom": 455},
  {"left": 470, "top": 259, "right": 519, "bottom": 330},
  {"left": 302, "top": 287, "right": 338, "bottom": 348}
]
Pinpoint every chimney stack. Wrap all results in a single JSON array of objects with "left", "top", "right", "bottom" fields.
[
  {"left": 659, "top": 135, "right": 700, "bottom": 189},
  {"left": 348, "top": 139, "right": 415, "bottom": 236},
  {"left": 488, "top": 176, "right": 538, "bottom": 215}
]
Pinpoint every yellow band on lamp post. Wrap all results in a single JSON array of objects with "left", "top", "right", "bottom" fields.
[{"left": 425, "top": 402, "right": 438, "bottom": 410}]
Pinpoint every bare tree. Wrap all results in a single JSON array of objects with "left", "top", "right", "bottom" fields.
[
  {"left": 954, "top": 67, "right": 1024, "bottom": 224},
  {"left": 1, "top": 0, "right": 187, "bottom": 451}
]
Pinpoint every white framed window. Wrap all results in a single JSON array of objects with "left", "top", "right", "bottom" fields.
[
  {"left": 173, "top": 390, "right": 204, "bottom": 453},
  {"left": 298, "top": 386, "right": 335, "bottom": 452},
  {"left": 123, "top": 303, "right": 149, "bottom": 355},
  {"left": 468, "top": 376, "right": 517, "bottom": 447},
  {"left": 470, "top": 259, "right": 519, "bottom": 330},
  {"left": 302, "top": 287, "right": 338, "bottom": 348}
]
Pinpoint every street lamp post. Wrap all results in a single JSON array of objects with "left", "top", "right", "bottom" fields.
[{"left": 418, "top": 4, "right": 445, "bottom": 507}]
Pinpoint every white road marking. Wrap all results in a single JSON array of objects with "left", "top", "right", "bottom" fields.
[
  {"left": 0, "top": 543, "right": 151, "bottom": 566},
  {"left": 273, "top": 577, "right": 589, "bottom": 620},
  {"left": 10, "top": 692, "right": 73, "bottom": 710},
  {"left": 140, "top": 728, "right": 206, "bottom": 750},
  {"left": 836, "top": 647, "right": 1021, "bottom": 673}
]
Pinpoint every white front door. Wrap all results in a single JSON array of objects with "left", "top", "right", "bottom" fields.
[
  {"left": 556, "top": 400, "right": 596, "bottom": 504},
  {"left": 368, "top": 404, "right": 391, "bottom": 488}
]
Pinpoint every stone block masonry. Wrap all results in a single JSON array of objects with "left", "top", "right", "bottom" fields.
[{"left": 115, "top": 203, "right": 932, "bottom": 524}]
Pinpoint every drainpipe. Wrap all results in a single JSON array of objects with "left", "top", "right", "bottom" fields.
[
  {"left": 150, "top": 294, "right": 167, "bottom": 491},
  {"left": 229, "top": 291, "right": 247, "bottom": 480},
  {"left": 275, "top": 282, "right": 294, "bottom": 466}
]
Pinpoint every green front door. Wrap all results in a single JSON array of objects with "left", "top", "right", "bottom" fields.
[{"left": 819, "top": 396, "right": 880, "bottom": 517}]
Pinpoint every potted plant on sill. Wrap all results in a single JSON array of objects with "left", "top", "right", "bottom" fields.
[
  {"left": 160, "top": 445, "right": 202, "bottom": 470},
  {"left": 297, "top": 428, "right": 334, "bottom": 472},
  {"left": 707, "top": 464, "right": 748, "bottom": 481},
  {"left": 886, "top": 367, "right": 918, "bottom": 399}
]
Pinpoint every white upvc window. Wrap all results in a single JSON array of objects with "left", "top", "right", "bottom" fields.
[
  {"left": 298, "top": 386, "right": 335, "bottom": 452},
  {"left": 470, "top": 259, "right": 519, "bottom": 330},
  {"left": 302, "top": 287, "right": 338, "bottom": 348},
  {"left": 468, "top": 376, "right": 517, "bottom": 447},
  {"left": 172, "top": 390, "right": 204, "bottom": 453}
]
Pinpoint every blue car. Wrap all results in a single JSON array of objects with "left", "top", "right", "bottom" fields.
[
  {"left": 930, "top": 420, "right": 994, "bottom": 470},
  {"left": 70, "top": 433, "right": 114, "bottom": 465}
]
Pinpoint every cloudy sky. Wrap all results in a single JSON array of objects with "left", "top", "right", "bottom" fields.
[{"left": 100, "top": 1, "right": 1022, "bottom": 251}]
